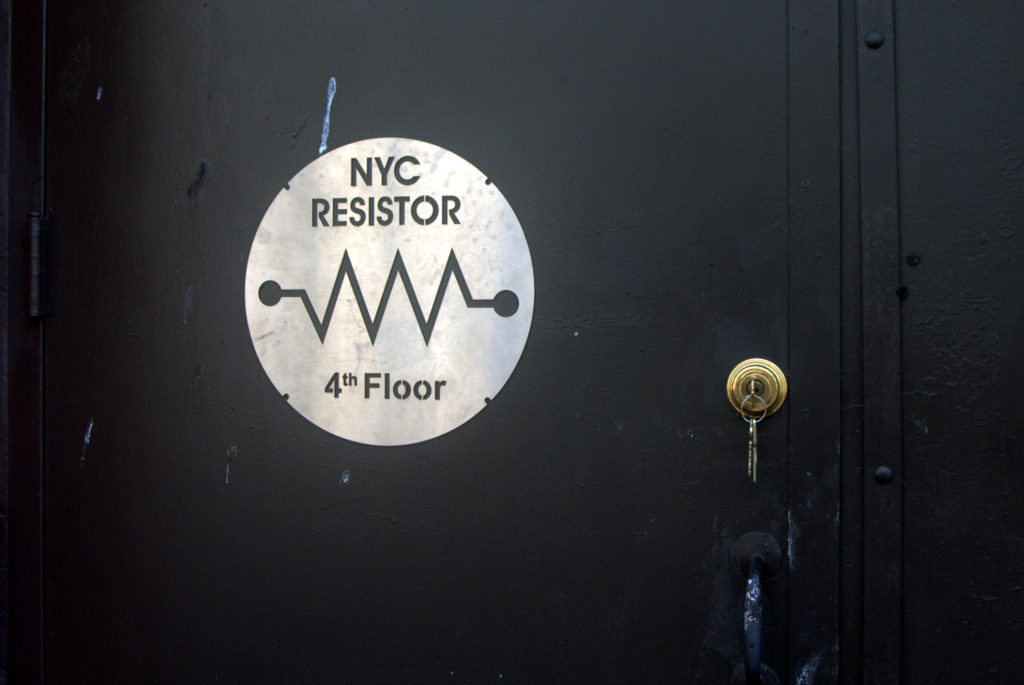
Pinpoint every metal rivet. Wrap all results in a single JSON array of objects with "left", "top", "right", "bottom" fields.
[
  {"left": 874, "top": 466, "right": 894, "bottom": 484},
  {"left": 896, "top": 285, "right": 909, "bottom": 300},
  {"left": 865, "top": 31, "right": 885, "bottom": 48},
  {"left": 906, "top": 253, "right": 921, "bottom": 266}
]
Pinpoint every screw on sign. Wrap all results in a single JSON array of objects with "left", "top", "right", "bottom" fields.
[{"left": 245, "top": 138, "right": 534, "bottom": 446}]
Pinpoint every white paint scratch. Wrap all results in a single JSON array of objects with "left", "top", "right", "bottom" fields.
[
  {"left": 318, "top": 77, "right": 337, "bottom": 155},
  {"left": 225, "top": 445, "right": 238, "bottom": 485},
  {"left": 95, "top": 86, "right": 103, "bottom": 101},
  {"left": 787, "top": 509, "right": 800, "bottom": 571},
  {"left": 81, "top": 418, "right": 94, "bottom": 470},
  {"left": 340, "top": 469, "right": 351, "bottom": 485}
]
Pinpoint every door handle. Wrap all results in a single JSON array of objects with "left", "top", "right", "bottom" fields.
[
  {"left": 731, "top": 533, "right": 782, "bottom": 685},
  {"left": 744, "top": 552, "right": 765, "bottom": 681}
]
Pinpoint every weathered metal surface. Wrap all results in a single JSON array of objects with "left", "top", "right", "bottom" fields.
[{"left": 895, "top": 3, "right": 1024, "bottom": 680}]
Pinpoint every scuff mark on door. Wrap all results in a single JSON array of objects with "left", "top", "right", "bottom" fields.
[
  {"left": 81, "top": 418, "right": 94, "bottom": 471},
  {"left": 318, "top": 77, "right": 337, "bottom": 155}
]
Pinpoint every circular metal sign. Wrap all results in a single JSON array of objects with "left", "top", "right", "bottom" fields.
[{"left": 245, "top": 138, "right": 534, "bottom": 446}]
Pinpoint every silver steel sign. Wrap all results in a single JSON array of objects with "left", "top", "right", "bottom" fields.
[{"left": 245, "top": 138, "right": 535, "bottom": 445}]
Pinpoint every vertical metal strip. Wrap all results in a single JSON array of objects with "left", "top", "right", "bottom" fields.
[
  {"left": 5, "top": 0, "right": 47, "bottom": 680},
  {"left": 28, "top": 212, "right": 46, "bottom": 316},
  {"left": 787, "top": 0, "right": 842, "bottom": 681},
  {"left": 856, "top": 0, "right": 903, "bottom": 680},
  {"left": 837, "top": 0, "right": 866, "bottom": 679},
  {"left": 0, "top": 0, "right": 10, "bottom": 675}
]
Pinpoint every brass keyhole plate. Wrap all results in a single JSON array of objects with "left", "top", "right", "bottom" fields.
[{"left": 726, "top": 358, "right": 788, "bottom": 419}]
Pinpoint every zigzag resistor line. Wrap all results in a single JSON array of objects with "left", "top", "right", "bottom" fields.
[{"left": 258, "top": 250, "right": 519, "bottom": 345}]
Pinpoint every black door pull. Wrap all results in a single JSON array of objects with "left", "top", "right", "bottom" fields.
[
  {"left": 744, "top": 552, "right": 765, "bottom": 681},
  {"left": 731, "top": 533, "right": 782, "bottom": 685}
]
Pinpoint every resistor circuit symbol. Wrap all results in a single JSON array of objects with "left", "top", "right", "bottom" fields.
[{"left": 258, "top": 250, "right": 519, "bottom": 345}]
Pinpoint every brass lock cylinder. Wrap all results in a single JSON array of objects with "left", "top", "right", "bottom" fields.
[{"left": 726, "top": 358, "right": 788, "bottom": 419}]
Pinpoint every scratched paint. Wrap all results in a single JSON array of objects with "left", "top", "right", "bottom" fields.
[
  {"left": 787, "top": 509, "right": 800, "bottom": 571},
  {"left": 318, "top": 77, "right": 337, "bottom": 155},
  {"left": 744, "top": 575, "right": 762, "bottom": 630},
  {"left": 81, "top": 418, "right": 94, "bottom": 470},
  {"left": 225, "top": 445, "right": 238, "bottom": 485},
  {"left": 796, "top": 650, "right": 823, "bottom": 684},
  {"left": 186, "top": 159, "right": 209, "bottom": 198},
  {"left": 184, "top": 285, "right": 193, "bottom": 326}
]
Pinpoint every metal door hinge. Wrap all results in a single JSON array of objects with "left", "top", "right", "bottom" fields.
[{"left": 29, "top": 212, "right": 49, "bottom": 317}]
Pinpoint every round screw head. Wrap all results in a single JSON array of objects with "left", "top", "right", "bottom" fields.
[
  {"left": 906, "top": 253, "right": 921, "bottom": 266},
  {"left": 865, "top": 31, "right": 885, "bottom": 48},
  {"left": 874, "top": 466, "right": 894, "bottom": 484}
]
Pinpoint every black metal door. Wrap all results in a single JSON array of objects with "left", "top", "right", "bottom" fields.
[
  {"left": 34, "top": 2, "right": 839, "bottom": 681},
  {"left": 840, "top": 2, "right": 1024, "bottom": 682}
]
